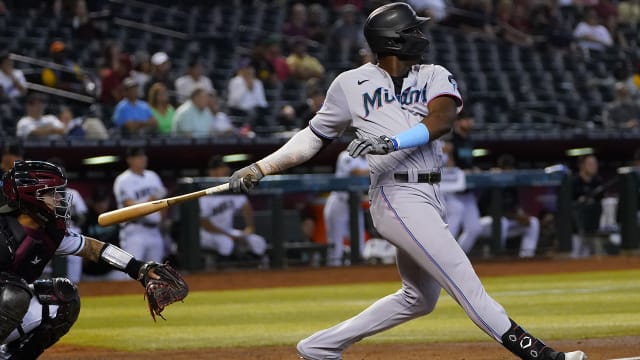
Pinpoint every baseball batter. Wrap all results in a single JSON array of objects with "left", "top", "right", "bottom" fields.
[
  {"left": 113, "top": 147, "right": 167, "bottom": 269},
  {"left": 324, "top": 150, "right": 368, "bottom": 266},
  {"left": 229, "top": 3, "right": 586, "bottom": 359}
]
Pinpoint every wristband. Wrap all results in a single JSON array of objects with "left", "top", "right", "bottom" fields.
[
  {"left": 99, "top": 244, "right": 144, "bottom": 280},
  {"left": 392, "top": 123, "right": 430, "bottom": 150}
]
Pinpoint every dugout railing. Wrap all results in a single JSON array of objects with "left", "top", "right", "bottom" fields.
[
  {"left": 174, "top": 168, "right": 587, "bottom": 272},
  {"left": 50, "top": 166, "right": 639, "bottom": 275}
]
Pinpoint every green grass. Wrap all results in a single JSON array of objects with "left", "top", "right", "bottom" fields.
[{"left": 62, "top": 269, "right": 640, "bottom": 351}]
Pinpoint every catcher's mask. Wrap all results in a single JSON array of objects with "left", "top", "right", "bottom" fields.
[
  {"left": 1, "top": 160, "right": 72, "bottom": 223},
  {"left": 364, "top": 2, "right": 430, "bottom": 60}
]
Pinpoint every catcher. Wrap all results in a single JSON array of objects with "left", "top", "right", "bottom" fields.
[{"left": 0, "top": 160, "right": 188, "bottom": 359}]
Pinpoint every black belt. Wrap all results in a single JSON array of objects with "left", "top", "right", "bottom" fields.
[{"left": 394, "top": 171, "right": 441, "bottom": 184}]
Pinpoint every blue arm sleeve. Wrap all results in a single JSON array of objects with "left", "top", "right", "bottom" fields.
[{"left": 391, "top": 123, "right": 430, "bottom": 150}]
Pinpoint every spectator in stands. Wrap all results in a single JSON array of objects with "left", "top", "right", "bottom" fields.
[
  {"left": 148, "top": 82, "right": 175, "bottom": 136},
  {"left": 41, "top": 40, "right": 90, "bottom": 94},
  {"left": 494, "top": 0, "right": 534, "bottom": 47},
  {"left": 618, "top": 0, "right": 640, "bottom": 27},
  {"left": 174, "top": 57, "right": 214, "bottom": 104},
  {"left": 98, "top": 40, "right": 122, "bottom": 78},
  {"left": 328, "top": 4, "right": 367, "bottom": 67},
  {"left": 573, "top": 8, "right": 613, "bottom": 57},
  {"left": 477, "top": 154, "right": 540, "bottom": 258},
  {"left": 16, "top": 93, "right": 65, "bottom": 138},
  {"left": 112, "top": 77, "right": 158, "bottom": 137},
  {"left": 131, "top": 50, "right": 152, "bottom": 99},
  {"left": 442, "top": 0, "right": 496, "bottom": 38},
  {"left": 307, "top": 3, "right": 329, "bottom": 43},
  {"left": 286, "top": 39, "right": 325, "bottom": 82},
  {"left": 227, "top": 58, "right": 268, "bottom": 126},
  {"left": 251, "top": 35, "right": 290, "bottom": 87},
  {"left": 208, "top": 90, "right": 235, "bottom": 136},
  {"left": 624, "top": 60, "right": 640, "bottom": 98},
  {"left": 173, "top": 88, "right": 232, "bottom": 137},
  {"left": 277, "top": 79, "right": 325, "bottom": 130},
  {"left": 602, "top": 82, "right": 640, "bottom": 129},
  {"left": 408, "top": 0, "right": 447, "bottom": 22},
  {"left": 282, "top": 3, "right": 311, "bottom": 47},
  {"left": 571, "top": 154, "right": 604, "bottom": 258},
  {"left": 58, "top": 105, "right": 85, "bottom": 137},
  {"left": 0, "top": 52, "right": 27, "bottom": 101},
  {"left": 529, "top": 1, "right": 575, "bottom": 51},
  {"left": 145, "top": 51, "right": 173, "bottom": 95},
  {"left": 199, "top": 155, "right": 267, "bottom": 264},
  {"left": 100, "top": 53, "right": 131, "bottom": 107},
  {"left": 71, "top": 0, "right": 103, "bottom": 41}
]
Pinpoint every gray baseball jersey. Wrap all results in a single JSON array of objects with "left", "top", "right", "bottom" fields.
[
  {"left": 299, "top": 62, "right": 513, "bottom": 359},
  {"left": 309, "top": 63, "right": 460, "bottom": 174}
]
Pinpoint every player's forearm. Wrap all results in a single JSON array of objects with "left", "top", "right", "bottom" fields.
[
  {"left": 84, "top": 236, "right": 147, "bottom": 280},
  {"left": 256, "top": 126, "right": 324, "bottom": 175},
  {"left": 387, "top": 97, "right": 458, "bottom": 151}
]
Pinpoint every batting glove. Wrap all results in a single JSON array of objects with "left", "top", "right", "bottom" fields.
[
  {"left": 229, "top": 163, "right": 264, "bottom": 193},
  {"left": 347, "top": 136, "right": 396, "bottom": 158}
]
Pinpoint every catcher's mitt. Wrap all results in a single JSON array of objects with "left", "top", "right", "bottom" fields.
[{"left": 139, "top": 262, "right": 189, "bottom": 321}]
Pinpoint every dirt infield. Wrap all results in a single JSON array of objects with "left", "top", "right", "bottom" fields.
[{"left": 44, "top": 256, "right": 640, "bottom": 359}]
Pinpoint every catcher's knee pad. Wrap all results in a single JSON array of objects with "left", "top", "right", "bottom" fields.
[
  {"left": 0, "top": 273, "right": 32, "bottom": 342},
  {"left": 3, "top": 278, "right": 80, "bottom": 359},
  {"left": 32, "top": 278, "right": 78, "bottom": 305}
]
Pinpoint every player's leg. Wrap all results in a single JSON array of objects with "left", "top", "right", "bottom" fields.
[
  {"left": 370, "top": 186, "right": 582, "bottom": 359},
  {"left": 297, "top": 248, "right": 441, "bottom": 359},
  {"left": 323, "top": 195, "right": 348, "bottom": 266},
  {"left": 356, "top": 207, "right": 366, "bottom": 258},
  {"left": 444, "top": 192, "right": 464, "bottom": 237},
  {"left": 245, "top": 234, "right": 267, "bottom": 256},
  {"left": 145, "top": 229, "right": 165, "bottom": 263},
  {"left": 1, "top": 278, "right": 80, "bottom": 359},
  {"left": 518, "top": 216, "right": 540, "bottom": 258},
  {"left": 457, "top": 193, "right": 483, "bottom": 253},
  {"left": 0, "top": 274, "right": 32, "bottom": 343}
]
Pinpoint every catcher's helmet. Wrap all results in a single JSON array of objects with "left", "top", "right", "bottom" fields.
[
  {"left": 1, "top": 160, "right": 71, "bottom": 223},
  {"left": 364, "top": 2, "right": 430, "bottom": 58}
]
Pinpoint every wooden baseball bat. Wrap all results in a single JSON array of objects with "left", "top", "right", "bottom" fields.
[{"left": 98, "top": 183, "right": 230, "bottom": 227}]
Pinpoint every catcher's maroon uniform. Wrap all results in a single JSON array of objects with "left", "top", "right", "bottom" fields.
[{"left": 0, "top": 160, "right": 188, "bottom": 360}]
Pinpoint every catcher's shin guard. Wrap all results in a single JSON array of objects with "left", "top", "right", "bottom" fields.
[
  {"left": 3, "top": 278, "right": 80, "bottom": 359},
  {"left": 0, "top": 274, "right": 32, "bottom": 342},
  {"left": 501, "top": 319, "right": 565, "bottom": 360}
]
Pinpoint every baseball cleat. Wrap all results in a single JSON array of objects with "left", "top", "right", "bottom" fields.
[{"left": 564, "top": 350, "right": 587, "bottom": 360}]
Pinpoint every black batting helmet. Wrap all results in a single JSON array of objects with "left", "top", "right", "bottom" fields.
[
  {"left": 364, "top": 2, "right": 430, "bottom": 59},
  {"left": 1, "top": 160, "right": 71, "bottom": 224}
]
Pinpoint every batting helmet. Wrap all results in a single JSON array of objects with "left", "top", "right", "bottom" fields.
[
  {"left": 364, "top": 2, "right": 430, "bottom": 59},
  {"left": 1, "top": 160, "right": 71, "bottom": 224}
]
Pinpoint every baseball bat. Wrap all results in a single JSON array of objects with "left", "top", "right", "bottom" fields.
[{"left": 97, "top": 183, "right": 230, "bottom": 227}]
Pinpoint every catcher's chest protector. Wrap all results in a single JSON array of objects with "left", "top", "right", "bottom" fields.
[
  {"left": 0, "top": 215, "right": 63, "bottom": 283},
  {"left": 0, "top": 216, "right": 25, "bottom": 271}
]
